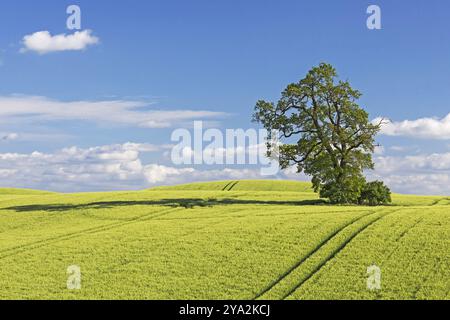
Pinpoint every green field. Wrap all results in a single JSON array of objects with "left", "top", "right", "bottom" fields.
[{"left": 0, "top": 180, "right": 448, "bottom": 300}]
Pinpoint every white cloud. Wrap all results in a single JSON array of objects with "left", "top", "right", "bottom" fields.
[
  {"left": 168, "top": 142, "right": 268, "bottom": 164},
  {"left": 389, "top": 145, "right": 416, "bottom": 152},
  {"left": 1, "top": 141, "right": 448, "bottom": 195},
  {"left": 21, "top": 30, "right": 99, "bottom": 54},
  {"left": 0, "top": 131, "right": 73, "bottom": 142},
  {"left": 0, "top": 169, "right": 17, "bottom": 177},
  {"left": 373, "top": 145, "right": 385, "bottom": 155},
  {"left": 143, "top": 164, "right": 194, "bottom": 184},
  {"left": 0, "top": 143, "right": 159, "bottom": 192},
  {"left": 1, "top": 133, "right": 19, "bottom": 141},
  {"left": 0, "top": 142, "right": 270, "bottom": 192},
  {"left": 0, "top": 141, "right": 277, "bottom": 191},
  {"left": 143, "top": 164, "right": 265, "bottom": 185},
  {"left": 374, "top": 153, "right": 450, "bottom": 173},
  {"left": 370, "top": 173, "right": 449, "bottom": 196},
  {"left": 370, "top": 152, "right": 450, "bottom": 195},
  {"left": 0, "top": 95, "right": 227, "bottom": 129},
  {"left": 374, "top": 113, "right": 450, "bottom": 139}
]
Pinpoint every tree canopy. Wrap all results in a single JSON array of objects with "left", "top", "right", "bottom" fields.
[{"left": 253, "top": 63, "right": 389, "bottom": 204}]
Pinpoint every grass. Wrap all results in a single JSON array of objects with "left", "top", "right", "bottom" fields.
[
  {"left": 0, "top": 187, "right": 55, "bottom": 195},
  {"left": 0, "top": 180, "right": 448, "bottom": 300},
  {"left": 152, "top": 180, "right": 314, "bottom": 192}
]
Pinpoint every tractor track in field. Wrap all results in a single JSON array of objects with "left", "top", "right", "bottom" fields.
[
  {"left": 254, "top": 208, "right": 401, "bottom": 300},
  {"left": 0, "top": 207, "right": 179, "bottom": 260},
  {"left": 221, "top": 182, "right": 234, "bottom": 191},
  {"left": 431, "top": 197, "right": 450, "bottom": 206},
  {"left": 253, "top": 210, "right": 377, "bottom": 299},
  {"left": 382, "top": 217, "right": 424, "bottom": 263},
  {"left": 227, "top": 181, "right": 239, "bottom": 191},
  {"left": 411, "top": 257, "right": 441, "bottom": 299},
  {"left": 222, "top": 181, "right": 239, "bottom": 191},
  {"left": 281, "top": 210, "right": 393, "bottom": 299}
]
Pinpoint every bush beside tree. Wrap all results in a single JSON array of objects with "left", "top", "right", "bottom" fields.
[{"left": 358, "top": 181, "right": 392, "bottom": 206}]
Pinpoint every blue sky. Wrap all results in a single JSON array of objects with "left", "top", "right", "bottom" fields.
[{"left": 0, "top": 0, "right": 449, "bottom": 194}]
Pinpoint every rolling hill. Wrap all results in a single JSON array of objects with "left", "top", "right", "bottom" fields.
[{"left": 0, "top": 180, "right": 448, "bottom": 299}]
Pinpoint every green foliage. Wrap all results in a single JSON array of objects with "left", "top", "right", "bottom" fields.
[
  {"left": 0, "top": 180, "right": 448, "bottom": 300},
  {"left": 253, "top": 63, "right": 384, "bottom": 204},
  {"left": 359, "top": 181, "right": 392, "bottom": 206},
  {"left": 318, "top": 174, "right": 366, "bottom": 204}
]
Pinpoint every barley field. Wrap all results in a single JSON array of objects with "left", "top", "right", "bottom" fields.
[{"left": 0, "top": 180, "right": 448, "bottom": 299}]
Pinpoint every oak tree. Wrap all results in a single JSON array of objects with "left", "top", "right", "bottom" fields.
[{"left": 253, "top": 63, "right": 385, "bottom": 204}]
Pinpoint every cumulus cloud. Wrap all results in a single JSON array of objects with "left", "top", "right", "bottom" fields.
[
  {"left": 0, "top": 95, "right": 227, "bottom": 129},
  {"left": 21, "top": 30, "right": 99, "bottom": 54},
  {"left": 1, "top": 141, "right": 448, "bottom": 195},
  {"left": 374, "top": 113, "right": 450, "bottom": 139},
  {"left": 169, "top": 142, "right": 269, "bottom": 165},
  {"left": 370, "top": 173, "right": 449, "bottom": 196},
  {"left": 0, "top": 143, "right": 159, "bottom": 192},
  {"left": 0, "top": 142, "right": 272, "bottom": 192},
  {"left": 370, "top": 152, "right": 450, "bottom": 195},
  {"left": 374, "top": 152, "right": 450, "bottom": 173},
  {"left": 143, "top": 164, "right": 266, "bottom": 185}
]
